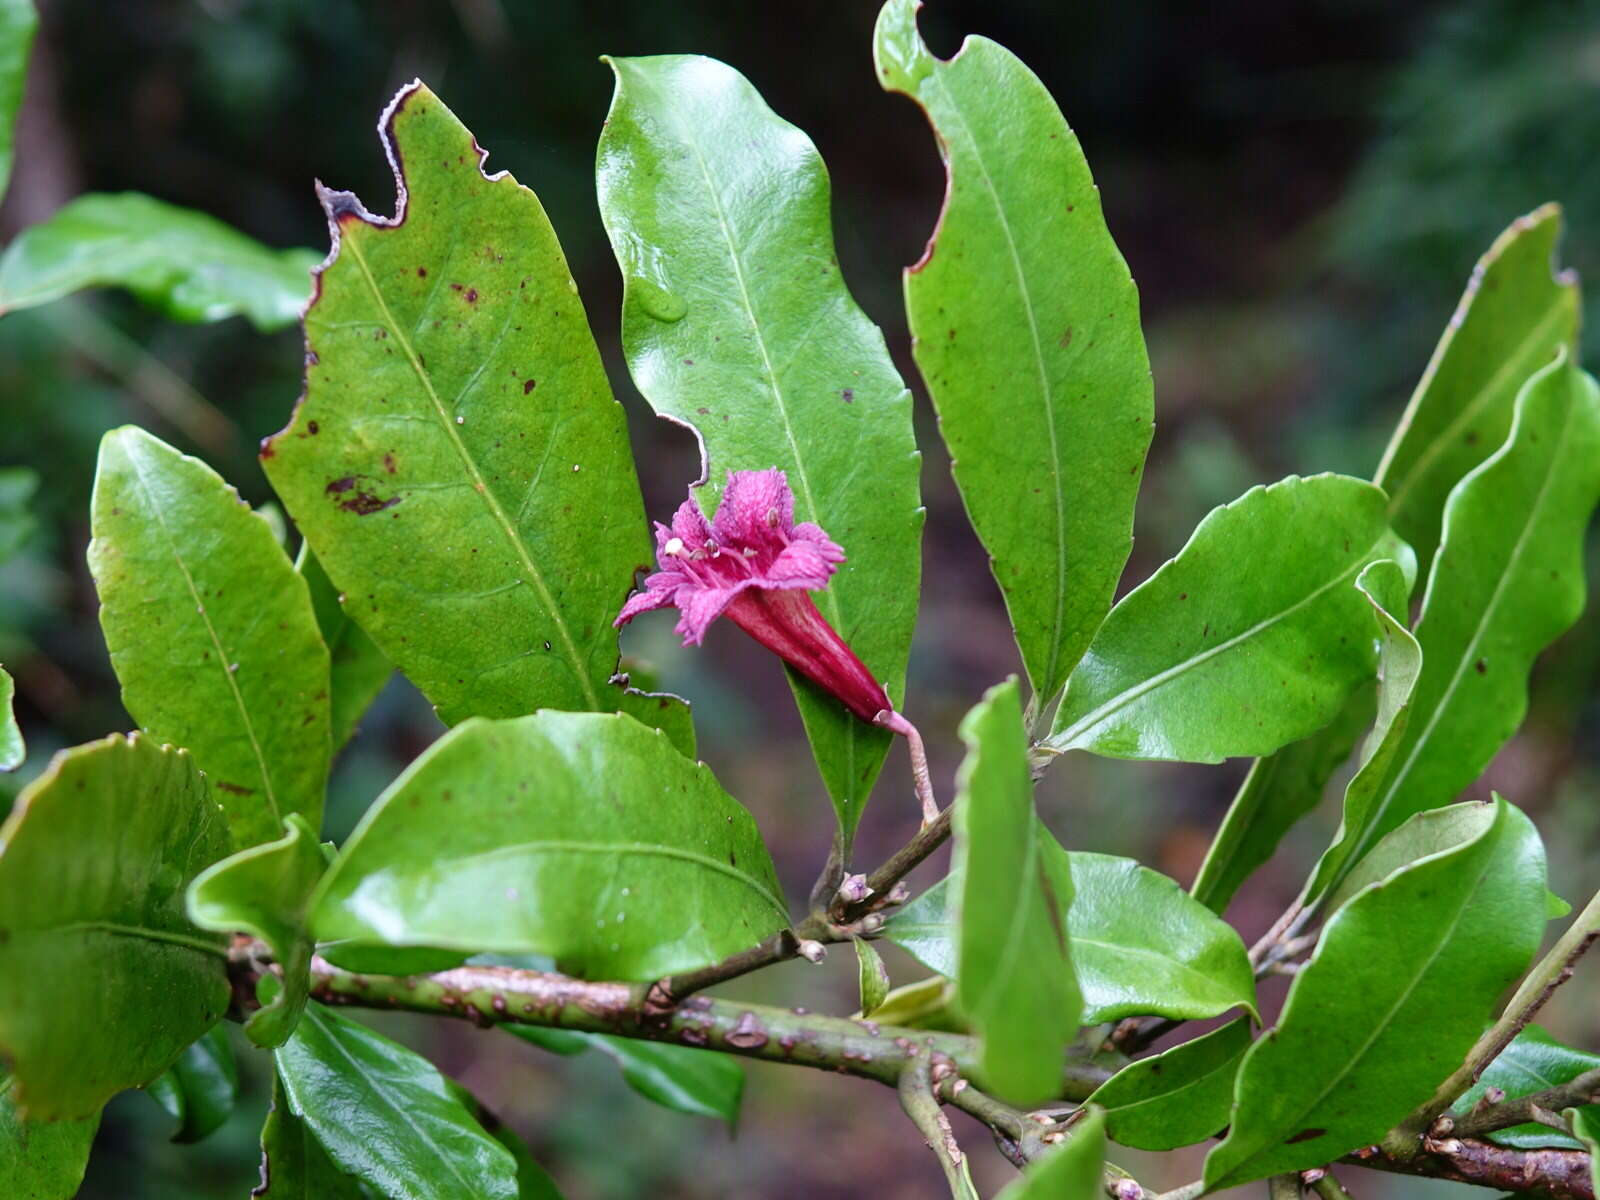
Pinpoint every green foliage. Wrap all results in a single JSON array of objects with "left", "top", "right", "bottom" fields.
[
  {"left": 0, "top": 734, "right": 229, "bottom": 1119},
  {"left": 296, "top": 546, "right": 391, "bottom": 751},
  {"left": 0, "top": 1074, "right": 97, "bottom": 1200},
  {"left": 597, "top": 54, "right": 922, "bottom": 839},
  {"left": 1048, "top": 474, "right": 1412, "bottom": 762},
  {"left": 996, "top": 1105, "right": 1105, "bottom": 1200},
  {"left": 853, "top": 936, "right": 891, "bottom": 1016},
  {"left": 1452, "top": 1026, "right": 1600, "bottom": 1150},
  {"left": 89, "top": 426, "right": 331, "bottom": 848},
  {"left": 0, "top": 0, "right": 34, "bottom": 205},
  {"left": 187, "top": 814, "right": 325, "bottom": 1047},
  {"left": 273, "top": 1003, "right": 517, "bottom": 1200},
  {"left": 144, "top": 1024, "right": 238, "bottom": 1144},
  {"left": 254, "top": 1078, "right": 365, "bottom": 1199},
  {"left": 875, "top": 0, "right": 1152, "bottom": 709},
  {"left": 312, "top": 711, "right": 788, "bottom": 979},
  {"left": 1089, "top": 1017, "right": 1250, "bottom": 1151},
  {"left": 1205, "top": 798, "right": 1547, "bottom": 1188},
  {"left": 947, "top": 679, "right": 1079, "bottom": 1106},
  {"left": 0, "top": 192, "right": 317, "bottom": 329},
  {"left": 0, "top": 666, "right": 20, "bottom": 772}
]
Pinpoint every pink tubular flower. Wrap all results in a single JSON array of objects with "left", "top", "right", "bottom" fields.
[{"left": 616, "top": 469, "right": 892, "bottom": 724}]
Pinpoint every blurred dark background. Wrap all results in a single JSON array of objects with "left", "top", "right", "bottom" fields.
[{"left": 3, "top": 0, "right": 1600, "bottom": 1196}]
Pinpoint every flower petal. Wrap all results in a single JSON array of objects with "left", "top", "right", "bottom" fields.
[
  {"left": 674, "top": 583, "right": 744, "bottom": 645},
  {"left": 669, "top": 498, "right": 712, "bottom": 549},
  {"left": 712, "top": 468, "right": 794, "bottom": 547},
  {"left": 615, "top": 582, "right": 677, "bottom": 627},
  {"left": 766, "top": 540, "right": 842, "bottom": 589}
]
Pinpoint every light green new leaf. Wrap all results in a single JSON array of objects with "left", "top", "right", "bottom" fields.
[
  {"left": 1452, "top": 1027, "right": 1600, "bottom": 1150},
  {"left": 890, "top": 842, "right": 1255, "bottom": 1026},
  {"left": 1048, "top": 475, "right": 1412, "bottom": 762},
  {"left": 597, "top": 54, "right": 922, "bottom": 840},
  {"left": 875, "top": 0, "right": 1151, "bottom": 706},
  {"left": 188, "top": 814, "right": 324, "bottom": 1047},
  {"left": 1376, "top": 204, "right": 1580, "bottom": 575},
  {"left": 0, "top": 1075, "right": 98, "bottom": 1200},
  {"left": 1189, "top": 688, "right": 1372, "bottom": 914},
  {"left": 949, "top": 679, "right": 1078, "bottom": 1106},
  {"left": 1325, "top": 355, "right": 1600, "bottom": 890},
  {"left": 297, "top": 545, "right": 391, "bottom": 751},
  {"left": 255, "top": 1077, "right": 365, "bottom": 1199},
  {"left": 90, "top": 426, "right": 331, "bottom": 848},
  {"left": 1567, "top": 1106, "right": 1600, "bottom": 1200},
  {"left": 1090, "top": 1017, "right": 1250, "bottom": 1151},
  {"left": 997, "top": 1105, "right": 1106, "bottom": 1200},
  {"left": 0, "top": 0, "right": 35, "bottom": 206},
  {"left": 0, "top": 192, "right": 317, "bottom": 330},
  {"left": 1204, "top": 798, "right": 1546, "bottom": 1188},
  {"left": 854, "top": 937, "right": 891, "bottom": 1016},
  {"left": 145, "top": 1023, "right": 237, "bottom": 1143},
  {"left": 274, "top": 1003, "right": 517, "bottom": 1200},
  {"left": 0, "top": 667, "right": 20, "bottom": 772},
  {"left": 312, "top": 711, "right": 788, "bottom": 980},
  {"left": 1304, "top": 561, "right": 1423, "bottom": 898},
  {"left": 505, "top": 1025, "right": 744, "bottom": 1127},
  {"left": 263, "top": 82, "right": 653, "bottom": 734},
  {"left": 0, "top": 734, "right": 230, "bottom": 1119}
]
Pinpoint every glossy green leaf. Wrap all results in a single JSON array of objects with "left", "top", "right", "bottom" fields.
[
  {"left": 445, "top": 1080, "right": 565, "bottom": 1200},
  {"left": 1047, "top": 474, "right": 1412, "bottom": 762},
  {"left": 0, "top": 465, "right": 37, "bottom": 564},
  {"left": 866, "top": 975, "right": 968, "bottom": 1033},
  {"left": 505, "top": 1025, "right": 743, "bottom": 1126},
  {"left": 996, "top": 1105, "right": 1106, "bottom": 1200},
  {"left": 0, "top": 667, "right": 20, "bottom": 772},
  {"left": 264, "top": 85, "right": 652, "bottom": 739},
  {"left": 297, "top": 545, "right": 391, "bottom": 751},
  {"left": 948, "top": 679, "right": 1078, "bottom": 1106},
  {"left": 0, "top": 0, "right": 35, "bottom": 205},
  {"left": 188, "top": 814, "right": 324, "bottom": 1047},
  {"left": 0, "top": 733, "right": 230, "bottom": 1119},
  {"left": 0, "top": 193, "right": 316, "bottom": 329},
  {"left": 1452, "top": 1027, "right": 1600, "bottom": 1151},
  {"left": 875, "top": 0, "right": 1151, "bottom": 706},
  {"left": 1304, "top": 561, "right": 1423, "bottom": 899},
  {"left": 616, "top": 685, "right": 696, "bottom": 760},
  {"left": 274, "top": 1002, "right": 518, "bottom": 1200},
  {"left": 597, "top": 54, "right": 922, "bottom": 839},
  {"left": 1204, "top": 798, "right": 1547, "bottom": 1188},
  {"left": 90, "top": 426, "right": 331, "bottom": 848},
  {"left": 0, "top": 1075, "right": 97, "bottom": 1200},
  {"left": 1091, "top": 1017, "right": 1250, "bottom": 1151},
  {"left": 1566, "top": 1105, "right": 1600, "bottom": 1200},
  {"left": 312, "top": 711, "right": 788, "bottom": 980},
  {"left": 1376, "top": 205, "right": 1580, "bottom": 576},
  {"left": 255, "top": 1077, "right": 365, "bottom": 1199},
  {"left": 891, "top": 841, "right": 1256, "bottom": 1026},
  {"left": 1323, "top": 355, "right": 1600, "bottom": 892},
  {"left": 854, "top": 937, "right": 891, "bottom": 1016},
  {"left": 144, "top": 1024, "right": 237, "bottom": 1143},
  {"left": 1189, "top": 687, "right": 1372, "bottom": 914}
]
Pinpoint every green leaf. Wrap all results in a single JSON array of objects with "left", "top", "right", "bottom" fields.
[
  {"left": 0, "top": 1074, "right": 98, "bottom": 1200},
  {"left": 866, "top": 975, "right": 968, "bottom": 1033},
  {"left": 854, "top": 936, "right": 891, "bottom": 1016},
  {"left": 890, "top": 841, "right": 1256, "bottom": 1026},
  {"left": 0, "top": 733, "right": 230, "bottom": 1119},
  {"left": 1321, "top": 355, "right": 1600, "bottom": 892},
  {"left": 1452, "top": 1027, "right": 1600, "bottom": 1150},
  {"left": 1189, "top": 688, "right": 1372, "bottom": 914},
  {"left": 297, "top": 545, "right": 391, "bottom": 751},
  {"left": 1304, "top": 561, "right": 1423, "bottom": 899},
  {"left": 1566, "top": 1105, "right": 1600, "bottom": 1200},
  {"left": 0, "top": 465, "right": 38, "bottom": 564},
  {"left": 274, "top": 1002, "right": 518, "bottom": 1200},
  {"left": 144, "top": 1023, "right": 238, "bottom": 1143},
  {"left": 187, "top": 814, "right": 324, "bottom": 1047},
  {"left": 312, "top": 711, "right": 788, "bottom": 980},
  {"left": 597, "top": 54, "right": 922, "bottom": 840},
  {"left": 89, "top": 426, "right": 331, "bottom": 848},
  {"left": 1375, "top": 205, "right": 1580, "bottom": 576},
  {"left": 0, "top": 667, "right": 21, "bottom": 772},
  {"left": 0, "top": 0, "right": 35, "bottom": 206},
  {"left": 948, "top": 679, "right": 1079, "bottom": 1106},
  {"left": 254, "top": 1077, "right": 365, "bottom": 1199},
  {"left": 616, "top": 686, "right": 696, "bottom": 760},
  {"left": 504, "top": 1026, "right": 743, "bottom": 1127},
  {"left": 1047, "top": 475, "right": 1413, "bottom": 762},
  {"left": 262, "top": 83, "right": 652, "bottom": 736},
  {"left": 445, "top": 1080, "right": 566, "bottom": 1199},
  {"left": 0, "top": 193, "right": 317, "bottom": 330},
  {"left": 1203, "top": 797, "right": 1547, "bottom": 1188},
  {"left": 1090, "top": 1017, "right": 1250, "bottom": 1151},
  {"left": 874, "top": 0, "right": 1151, "bottom": 706},
  {"left": 996, "top": 1105, "right": 1106, "bottom": 1200}
]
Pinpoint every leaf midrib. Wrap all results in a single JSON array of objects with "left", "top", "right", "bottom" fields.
[
  {"left": 963, "top": 799, "right": 1048, "bottom": 1019},
  {"left": 122, "top": 443, "right": 282, "bottom": 827},
  {"left": 339, "top": 233, "right": 600, "bottom": 710},
  {"left": 23, "top": 920, "right": 226, "bottom": 959}
]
